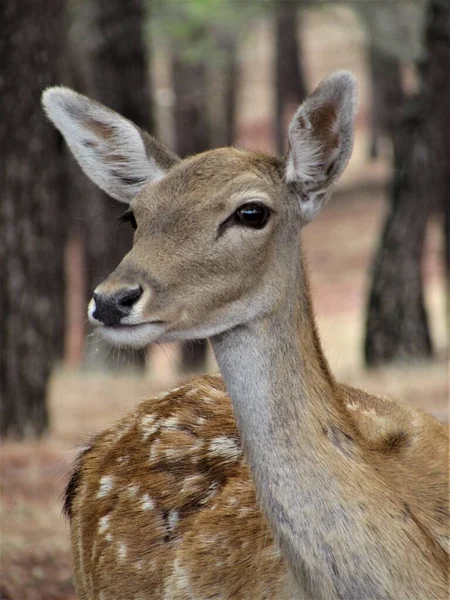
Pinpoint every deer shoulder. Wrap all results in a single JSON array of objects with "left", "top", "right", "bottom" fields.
[
  {"left": 66, "top": 374, "right": 296, "bottom": 600},
  {"left": 65, "top": 375, "right": 448, "bottom": 600}
]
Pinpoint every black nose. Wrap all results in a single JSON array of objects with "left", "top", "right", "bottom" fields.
[{"left": 92, "top": 287, "right": 143, "bottom": 326}]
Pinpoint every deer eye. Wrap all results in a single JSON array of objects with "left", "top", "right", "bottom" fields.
[
  {"left": 234, "top": 202, "right": 271, "bottom": 229},
  {"left": 118, "top": 209, "right": 137, "bottom": 230}
]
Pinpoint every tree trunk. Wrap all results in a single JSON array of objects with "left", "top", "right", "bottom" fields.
[
  {"left": 209, "top": 34, "right": 239, "bottom": 149},
  {"left": 274, "top": 0, "right": 307, "bottom": 155},
  {"left": 172, "top": 56, "right": 210, "bottom": 157},
  {"left": 364, "top": 0, "right": 450, "bottom": 366},
  {"left": 0, "top": 0, "right": 67, "bottom": 437},
  {"left": 366, "top": 43, "right": 405, "bottom": 159},
  {"left": 82, "top": 0, "right": 154, "bottom": 371},
  {"left": 172, "top": 50, "right": 211, "bottom": 371},
  {"left": 223, "top": 40, "right": 239, "bottom": 148}
]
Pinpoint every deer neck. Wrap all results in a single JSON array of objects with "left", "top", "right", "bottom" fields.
[{"left": 210, "top": 247, "right": 352, "bottom": 594}]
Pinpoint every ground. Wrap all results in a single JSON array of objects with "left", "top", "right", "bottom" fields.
[{"left": 1, "top": 7, "right": 448, "bottom": 599}]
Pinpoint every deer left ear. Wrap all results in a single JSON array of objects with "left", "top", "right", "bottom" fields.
[{"left": 286, "top": 71, "right": 358, "bottom": 223}]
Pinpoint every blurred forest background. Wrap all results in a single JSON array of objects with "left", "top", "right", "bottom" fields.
[{"left": 0, "top": 0, "right": 448, "bottom": 597}]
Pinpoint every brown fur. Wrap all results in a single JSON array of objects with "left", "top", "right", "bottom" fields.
[{"left": 67, "top": 375, "right": 448, "bottom": 600}]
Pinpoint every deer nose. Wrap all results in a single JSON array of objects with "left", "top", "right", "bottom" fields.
[{"left": 92, "top": 286, "right": 143, "bottom": 326}]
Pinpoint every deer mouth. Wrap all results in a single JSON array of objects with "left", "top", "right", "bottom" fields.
[
  {"left": 106, "top": 320, "right": 166, "bottom": 329},
  {"left": 100, "top": 321, "right": 167, "bottom": 348}
]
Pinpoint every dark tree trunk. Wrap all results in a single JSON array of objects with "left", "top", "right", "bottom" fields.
[
  {"left": 274, "top": 0, "right": 307, "bottom": 155},
  {"left": 364, "top": 0, "right": 450, "bottom": 366},
  {"left": 209, "top": 34, "right": 239, "bottom": 149},
  {"left": 223, "top": 40, "right": 239, "bottom": 148},
  {"left": 364, "top": 101, "right": 433, "bottom": 365},
  {"left": 82, "top": 0, "right": 154, "bottom": 371},
  {"left": 172, "top": 49, "right": 211, "bottom": 371},
  {"left": 172, "top": 56, "right": 210, "bottom": 157},
  {"left": 0, "top": 0, "right": 67, "bottom": 437},
  {"left": 366, "top": 43, "right": 405, "bottom": 159}
]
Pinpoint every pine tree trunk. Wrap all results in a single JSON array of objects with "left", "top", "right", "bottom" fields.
[
  {"left": 364, "top": 0, "right": 450, "bottom": 366},
  {"left": 172, "top": 56, "right": 210, "bottom": 157},
  {"left": 82, "top": 0, "right": 154, "bottom": 372},
  {"left": 172, "top": 50, "right": 211, "bottom": 371},
  {"left": 0, "top": 0, "right": 67, "bottom": 437},
  {"left": 209, "top": 34, "right": 239, "bottom": 148},
  {"left": 223, "top": 40, "right": 239, "bottom": 148},
  {"left": 366, "top": 43, "right": 405, "bottom": 159},
  {"left": 274, "top": 0, "right": 307, "bottom": 155}
]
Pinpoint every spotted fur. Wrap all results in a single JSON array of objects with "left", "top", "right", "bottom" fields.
[{"left": 66, "top": 375, "right": 449, "bottom": 600}]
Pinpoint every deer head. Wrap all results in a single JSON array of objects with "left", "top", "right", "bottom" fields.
[{"left": 42, "top": 72, "right": 357, "bottom": 350}]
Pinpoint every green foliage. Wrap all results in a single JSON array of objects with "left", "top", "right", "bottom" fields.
[{"left": 146, "top": 0, "right": 271, "bottom": 64}]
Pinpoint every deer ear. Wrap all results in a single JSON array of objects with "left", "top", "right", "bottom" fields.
[
  {"left": 286, "top": 71, "right": 358, "bottom": 222},
  {"left": 42, "top": 87, "right": 179, "bottom": 204}
]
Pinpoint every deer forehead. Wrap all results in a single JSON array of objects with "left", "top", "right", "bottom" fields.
[{"left": 132, "top": 148, "right": 284, "bottom": 220}]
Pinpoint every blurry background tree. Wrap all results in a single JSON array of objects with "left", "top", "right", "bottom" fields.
[
  {"left": 0, "top": 0, "right": 68, "bottom": 437},
  {"left": 357, "top": 1, "right": 425, "bottom": 160},
  {"left": 274, "top": 0, "right": 307, "bottom": 154},
  {"left": 364, "top": 0, "right": 449, "bottom": 366}
]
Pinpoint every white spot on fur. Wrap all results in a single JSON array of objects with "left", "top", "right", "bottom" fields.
[
  {"left": 105, "top": 533, "right": 113, "bottom": 543},
  {"left": 162, "top": 416, "right": 179, "bottom": 430},
  {"left": 97, "top": 475, "right": 114, "bottom": 498},
  {"left": 186, "top": 387, "right": 199, "bottom": 397},
  {"left": 168, "top": 509, "right": 179, "bottom": 531},
  {"left": 114, "top": 421, "right": 132, "bottom": 442},
  {"left": 141, "top": 414, "right": 160, "bottom": 441},
  {"left": 164, "top": 447, "right": 185, "bottom": 459},
  {"left": 163, "top": 556, "right": 193, "bottom": 598},
  {"left": 209, "top": 436, "right": 241, "bottom": 461},
  {"left": 149, "top": 439, "right": 162, "bottom": 462},
  {"left": 117, "top": 455, "right": 130, "bottom": 465},
  {"left": 181, "top": 474, "right": 204, "bottom": 493},
  {"left": 346, "top": 402, "right": 360, "bottom": 412},
  {"left": 141, "top": 493, "right": 155, "bottom": 511},
  {"left": 98, "top": 514, "right": 110, "bottom": 534},
  {"left": 117, "top": 542, "right": 127, "bottom": 560}
]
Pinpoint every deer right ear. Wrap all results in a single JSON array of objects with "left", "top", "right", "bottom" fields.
[
  {"left": 286, "top": 71, "right": 358, "bottom": 223},
  {"left": 42, "top": 87, "right": 179, "bottom": 203}
]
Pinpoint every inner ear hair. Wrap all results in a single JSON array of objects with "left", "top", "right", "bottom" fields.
[{"left": 285, "top": 71, "right": 358, "bottom": 221}]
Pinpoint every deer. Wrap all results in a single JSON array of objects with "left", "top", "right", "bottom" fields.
[{"left": 42, "top": 71, "right": 449, "bottom": 600}]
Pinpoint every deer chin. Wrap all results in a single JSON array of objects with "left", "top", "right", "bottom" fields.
[{"left": 99, "top": 321, "right": 167, "bottom": 348}]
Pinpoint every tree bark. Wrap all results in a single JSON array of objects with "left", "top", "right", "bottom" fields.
[
  {"left": 0, "top": 0, "right": 67, "bottom": 437},
  {"left": 364, "top": 0, "right": 450, "bottom": 366},
  {"left": 223, "top": 40, "right": 239, "bottom": 148},
  {"left": 274, "top": 0, "right": 307, "bottom": 155},
  {"left": 82, "top": 0, "right": 154, "bottom": 371},
  {"left": 366, "top": 43, "right": 405, "bottom": 159},
  {"left": 172, "top": 56, "right": 210, "bottom": 157},
  {"left": 209, "top": 34, "right": 239, "bottom": 149}
]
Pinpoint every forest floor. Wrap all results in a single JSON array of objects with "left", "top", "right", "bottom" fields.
[{"left": 1, "top": 185, "right": 447, "bottom": 600}]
